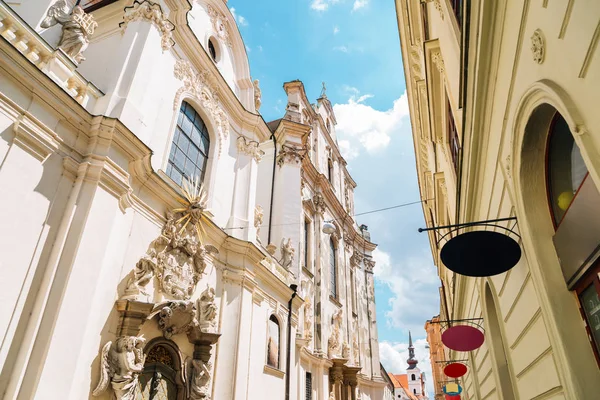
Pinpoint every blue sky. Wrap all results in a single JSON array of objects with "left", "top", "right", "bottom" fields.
[{"left": 228, "top": 0, "right": 440, "bottom": 388}]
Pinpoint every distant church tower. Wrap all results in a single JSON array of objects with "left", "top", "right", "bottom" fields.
[{"left": 406, "top": 331, "right": 425, "bottom": 397}]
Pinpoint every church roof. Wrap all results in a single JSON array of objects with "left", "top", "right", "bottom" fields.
[{"left": 387, "top": 373, "right": 418, "bottom": 400}]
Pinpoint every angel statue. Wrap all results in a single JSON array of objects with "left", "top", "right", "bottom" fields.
[
  {"left": 93, "top": 336, "right": 146, "bottom": 400},
  {"left": 40, "top": 0, "right": 97, "bottom": 63},
  {"left": 198, "top": 286, "right": 217, "bottom": 332},
  {"left": 189, "top": 359, "right": 212, "bottom": 399},
  {"left": 279, "top": 238, "right": 295, "bottom": 270}
]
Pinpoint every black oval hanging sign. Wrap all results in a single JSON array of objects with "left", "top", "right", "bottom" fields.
[{"left": 440, "top": 231, "right": 521, "bottom": 277}]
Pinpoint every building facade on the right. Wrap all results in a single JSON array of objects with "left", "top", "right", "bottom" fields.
[{"left": 396, "top": 1, "right": 600, "bottom": 399}]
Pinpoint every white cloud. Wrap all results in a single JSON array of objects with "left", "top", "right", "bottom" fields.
[
  {"left": 258, "top": 45, "right": 263, "bottom": 52},
  {"left": 373, "top": 248, "right": 439, "bottom": 332},
  {"left": 334, "top": 26, "right": 340, "bottom": 34},
  {"left": 353, "top": 0, "right": 368, "bottom": 10},
  {"left": 333, "top": 91, "right": 409, "bottom": 156},
  {"left": 311, "top": 0, "right": 340, "bottom": 11},
  {"left": 230, "top": 7, "right": 248, "bottom": 26},
  {"left": 380, "top": 339, "right": 435, "bottom": 396},
  {"left": 333, "top": 45, "right": 349, "bottom": 53},
  {"left": 338, "top": 139, "right": 359, "bottom": 160}
]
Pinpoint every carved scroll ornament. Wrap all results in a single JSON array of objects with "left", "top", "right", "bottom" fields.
[{"left": 121, "top": 0, "right": 175, "bottom": 51}]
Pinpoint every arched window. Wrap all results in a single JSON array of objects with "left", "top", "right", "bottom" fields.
[
  {"left": 167, "top": 101, "right": 210, "bottom": 186},
  {"left": 411, "top": 373, "right": 416, "bottom": 381},
  {"left": 267, "top": 315, "right": 280, "bottom": 369},
  {"left": 546, "top": 112, "right": 588, "bottom": 226},
  {"left": 139, "top": 340, "right": 184, "bottom": 400},
  {"left": 327, "top": 159, "right": 334, "bottom": 184},
  {"left": 330, "top": 238, "right": 337, "bottom": 298},
  {"left": 413, "top": 388, "right": 417, "bottom": 395}
]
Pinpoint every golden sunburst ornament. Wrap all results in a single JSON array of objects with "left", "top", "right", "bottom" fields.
[{"left": 172, "top": 176, "right": 210, "bottom": 244}]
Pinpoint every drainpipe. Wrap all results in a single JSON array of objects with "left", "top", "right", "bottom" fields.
[
  {"left": 285, "top": 284, "right": 298, "bottom": 400},
  {"left": 268, "top": 133, "right": 277, "bottom": 244}
]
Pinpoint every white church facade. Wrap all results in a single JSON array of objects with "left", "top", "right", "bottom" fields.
[{"left": 0, "top": 0, "right": 387, "bottom": 399}]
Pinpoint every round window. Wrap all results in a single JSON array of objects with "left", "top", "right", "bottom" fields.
[{"left": 546, "top": 112, "right": 588, "bottom": 225}]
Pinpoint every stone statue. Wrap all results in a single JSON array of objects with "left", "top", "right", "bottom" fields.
[
  {"left": 328, "top": 309, "right": 343, "bottom": 358},
  {"left": 352, "top": 332, "right": 359, "bottom": 365},
  {"left": 253, "top": 79, "right": 262, "bottom": 112},
  {"left": 341, "top": 341, "right": 350, "bottom": 358},
  {"left": 198, "top": 286, "right": 217, "bottom": 332},
  {"left": 41, "top": 0, "right": 97, "bottom": 63},
  {"left": 279, "top": 238, "right": 295, "bottom": 270},
  {"left": 93, "top": 336, "right": 146, "bottom": 400},
  {"left": 304, "top": 296, "right": 313, "bottom": 340},
  {"left": 155, "top": 300, "right": 197, "bottom": 339},
  {"left": 189, "top": 359, "right": 212, "bottom": 399},
  {"left": 254, "top": 205, "right": 263, "bottom": 240}
]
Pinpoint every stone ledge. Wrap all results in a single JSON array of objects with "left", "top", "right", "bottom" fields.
[{"left": 263, "top": 364, "right": 285, "bottom": 379}]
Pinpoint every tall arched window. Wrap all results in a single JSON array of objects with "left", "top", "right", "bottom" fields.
[
  {"left": 327, "top": 159, "right": 334, "bottom": 184},
  {"left": 330, "top": 238, "right": 337, "bottom": 298},
  {"left": 167, "top": 101, "right": 210, "bottom": 186},
  {"left": 411, "top": 373, "right": 416, "bottom": 381},
  {"left": 546, "top": 112, "right": 588, "bottom": 226},
  {"left": 267, "top": 315, "right": 280, "bottom": 369}
]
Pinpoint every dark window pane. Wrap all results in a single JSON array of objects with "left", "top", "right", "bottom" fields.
[
  {"left": 170, "top": 168, "right": 182, "bottom": 186},
  {"left": 197, "top": 154, "right": 207, "bottom": 171},
  {"left": 195, "top": 166, "right": 203, "bottom": 180},
  {"left": 166, "top": 163, "right": 172, "bottom": 177},
  {"left": 183, "top": 104, "right": 195, "bottom": 120},
  {"left": 177, "top": 111, "right": 184, "bottom": 127},
  {"left": 200, "top": 134, "right": 210, "bottom": 154},
  {"left": 194, "top": 114, "right": 205, "bottom": 132}
]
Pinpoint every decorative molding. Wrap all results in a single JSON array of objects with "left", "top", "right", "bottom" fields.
[
  {"left": 277, "top": 143, "right": 307, "bottom": 167},
  {"left": 173, "top": 60, "right": 230, "bottom": 154},
  {"left": 207, "top": 4, "right": 232, "bottom": 47},
  {"left": 579, "top": 20, "right": 600, "bottom": 78},
  {"left": 236, "top": 136, "right": 264, "bottom": 162},
  {"left": 431, "top": 51, "right": 445, "bottom": 75},
  {"left": 121, "top": 1, "right": 175, "bottom": 51},
  {"left": 313, "top": 193, "right": 326, "bottom": 215},
  {"left": 433, "top": 0, "right": 444, "bottom": 20},
  {"left": 530, "top": 29, "right": 545, "bottom": 64}
]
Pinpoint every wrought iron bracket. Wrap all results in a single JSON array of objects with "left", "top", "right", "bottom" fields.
[{"left": 418, "top": 216, "right": 519, "bottom": 244}]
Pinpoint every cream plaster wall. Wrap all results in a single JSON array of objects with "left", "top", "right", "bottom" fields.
[{"left": 396, "top": 0, "right": 600, "bottom": 399}]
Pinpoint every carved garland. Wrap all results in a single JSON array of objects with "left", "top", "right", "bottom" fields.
[
  {"left": 237, "top": 136, "right": 264, "bottom": 162},
  {"left": 277, "top": 143, "right": 307, "bottom": 167},
  {"left": 431, "top": 51, "right": 445, "bottom": 75},
  {"left": 173, "top": 60, "right": 230, "bottom": 156},
  {"left": 531, "top": 29, "right": 545, "bottom": 64},
  {"left": 120, "top": 1, "right": 175, "bottom": 51},
  {"left": 207, "top": 5, "right": 232, "bottom": 47}
]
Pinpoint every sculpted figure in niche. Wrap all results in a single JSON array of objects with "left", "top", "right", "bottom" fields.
[
  {"left": 93, "top": 336, "right": 146, "bottom": 400},
  {"left": 279, "top": 237, "right": 295, "bottom": 270},
  {"left": 328, "top": 309, "right": 343, "bottom": 358},
  {"left": 189, "top": 359, "right": 212, "bottom": 399},
  {"left": 253, "top": 79, "right": 262, "bottom": 111},
  {"left": 254, "top": 205, "right": 264, "bottom": 240},
  {"left": 41, "top": 0, "right": 97, "bottom": 63},
  {"left": 198, "top": 286, "right": 218, "bottom": 332}
]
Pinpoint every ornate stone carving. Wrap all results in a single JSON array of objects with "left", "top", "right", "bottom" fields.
[
  {"left": 253, "top": 79, "right": 262, "bottom": 112},
  {"left": 341, "top": 341, "right": 350, "bottom": 358},
  {"left": 531, "top": 29, "right": 545, "bottom": 64},
  {"left": 431, "top": 51, "right": 445, "bottom": 75},
  {"left": 313, "top": 193, "right": 326, "bottom": 215},
  {"left": 254, "top": 205, "right": 264, "bottom": 239},
  {"left": 121, "top": 1, "right": 175, "bottom": 51},
  {"left": 364, "top": 258, "right": 375, "bottom": 273},
  {"left": 237, "top": 136, "right": 264, "bottom": 162},
  {"left": 156, "top": 300, "right": 197, "bottom": 339},
  {"left": 40, "top": 0, "right": 97, "bottom": 63},
  {"left": 433, "top": 0, "right": 444, "bottom": 20},
  {"left": 304, "top": 296, "right": 313, "bottom": 340},
  {"left": 124, "top": 178, "right": 218, "bottom": 301},
  {"left": 279, "top": 237, "right": 295, "bottom": 270},
  {"left": 277, "top": 143, "right": 307, "bottom": 166},
  {"left": 189, "top": 359, "right": 213, "bottom": 399},
  {"left": 328, "top": 309, "right": 343, "bottom": 358},
  {"left": 198, "top": 286, "right": 218, "bottom": 333},
  {"left": 207, "top": 5, "right": 232, "bottom": 47},
  {"left": 93, "top": 336, "right": 146, "bottom": 400},
  {"left": 173, "top": 60, "right": 230, "bottom": 153},
  {"left": 350, "top": 251, "right": 363, "bottom": 267}
]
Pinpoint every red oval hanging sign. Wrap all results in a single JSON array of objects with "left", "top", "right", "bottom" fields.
[
  {"left": 442, "top": 325, "right": 485, "bottom": 352},
  {"left": 444, "top": 362, "right": 468, "bottom": 378}
]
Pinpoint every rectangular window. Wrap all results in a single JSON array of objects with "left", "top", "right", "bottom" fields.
[
  {"left": 304, "top": 219, "right": 310, "bottom": 269},
  {"left": 350, "top": 269, "right": 357, "bottom": 314},
  {"left": 305, "top": 372, "right": 312, "bottom": 400},
  {"left": 330, "top": 239, "right": 337, "bottom": 298},
  {"left": 449, "top": 0, "right": 463, "bottom": 29},
  {"left": 447, "top": 99, "right": 460, "bottom": 174}
]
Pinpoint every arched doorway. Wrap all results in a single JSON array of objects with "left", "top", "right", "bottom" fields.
[
  {"left": 138, "top": 339, "right": 185, "bottom": 400},
  {"left": 484, "top": 283, "right": 516, "bottom": 400}
]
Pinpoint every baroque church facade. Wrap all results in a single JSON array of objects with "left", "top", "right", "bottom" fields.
[{"left": 0, "top": 0, "right": 387, "bottom": 399}]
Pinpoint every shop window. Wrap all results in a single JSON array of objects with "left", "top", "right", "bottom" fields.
[
  {"left": 546, "top": 112, "right": 588, "bottom": 227},
  {"left": 167, "top": 101, "right": 210, "bottom": 187},
  {"left": 575, "top": 261, "right": 600, "bottom": 366}
]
